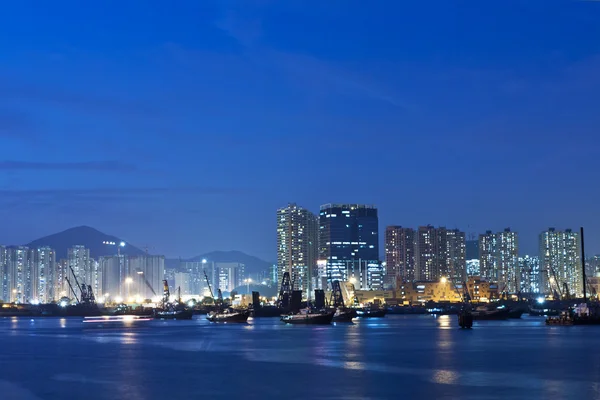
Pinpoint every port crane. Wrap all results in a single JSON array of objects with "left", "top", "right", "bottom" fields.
[{"left": 65, "top": 266, "right": 96, "bottom": 305}]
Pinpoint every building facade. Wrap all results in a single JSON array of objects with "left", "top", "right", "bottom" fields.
[
  {"left": 319, "top": 204, "right": 381, "bottom": 290},
  {"left": 414, "top": 226, "right": 465, "bottom": 283},
  {"left": 539, "top": 228, "right": 582, "bottom": 297},
  {"left": 129, "top": 255, "right": 165, "bottom": 300},
  {"left": 446, "top": 229, "right": 467, "bottom": 282},
  {"left": 277, "top": 203, "right": 318, "bottom": 297},
  {"left": 519, "top": 255, "right": 541, "bottom": 294},
  {"left": 478, "top": 231, "right": 497, "bottom": 281},
  {"left": 31, "top": 247, "right": 56, "bottom": 303},
  {"left": 496, "top": 228, "right": 519, "bottom": 293},
  {"left": 384, "top": 226, "right": 416, "bottom": 286}
]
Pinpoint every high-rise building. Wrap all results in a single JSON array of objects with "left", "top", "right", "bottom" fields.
[
  {"left": 67, "top": 245, "right": 91, "bottom": 289},
  {"left": 497, "top": 228, "right": 519, "bottom": 293},
  {"left": 0, "top": 246, "right": 6, "bottom": 301},
  {"left": 214, "top": 262, "right": 244, "bottom": 293},
  {"left": 319, "top": 204, "right": 381, "bottom": 290},
  {"left": 31, "top": 247, "right": 56, "bottom": 303},
  {"left": 181, "top": 261, "right": 206, "bottom": 296},
  {"left": 277, "top": 203, "right": 318, "bottom": 297},
  {"left": 540, "top": 228, "right": 582, "bottom": 297},
  {"left": 466, "top": 259, "right": 480, "bottom": 276},
  {"left": 415, "top": 226, "right": 465, "bottom": 282},
  {"left": 446, "top": 229, "right": 467, "bottom": 282},
  {"left": 479, "top": 231, "right": 497, "bottom": 281},
  {"left": 415, "top": 225, "right": 438, "bottom": 281},
  {"left": 129, "top": 255, "right": 165, "bottom": 300},
  {"left": 99, "top": 255, "right": 128, "bottom": 299},
  {"left": 384, "top": 226, "right": 415, "bottom": 286},
  {"left": 519, "top": 255, "right": 541, "bottom": 294},
  {"left": 6, "top": 246, "right": 30, "bottom": 303},
  {"left": 55, "top": 259, "right": 68, "bottom": 300},
  {"left": 174, "top": 272, "right": 192, "bottom": 296}
]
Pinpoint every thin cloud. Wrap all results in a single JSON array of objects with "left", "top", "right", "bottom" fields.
[
  {"left": 0, "top": 81, "right": 161, "bottom": 119},
  {"left": 0, "top": 161, "right": 138, "bottom": 172}
]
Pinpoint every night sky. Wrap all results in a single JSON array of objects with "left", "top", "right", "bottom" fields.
[{"left": 1, "top": 1, "right": 599, "bottom": 261}]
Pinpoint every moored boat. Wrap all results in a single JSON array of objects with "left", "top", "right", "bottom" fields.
[
  {"left": 356, "top": 307, "right": 387, "bottom": 318},
  {"left": 281, "top": 308, "right": 334, "bottom": 325},
  {"left": 471, "top": 306, "right": 509, "bottom": 320},
  {"left": 332, "top": 307, "right": 357, "bottom": 322},
  {"left": 207, "top": 308, "right": 250, "bottom": 323}
]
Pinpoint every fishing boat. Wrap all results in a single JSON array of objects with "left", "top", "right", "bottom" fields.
[
  {"left": 329, "top": 280, "right": 357, "bottom": 322},
  {"left": 281, "top": 308, "right": 335, "bottom": 325}
]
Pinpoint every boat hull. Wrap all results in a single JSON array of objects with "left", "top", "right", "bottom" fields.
[
  {"left": 472, "top": 309, "right": 509, "bottom": 320},
  {"left": 356, "top": 309, "right": 387, "bottom": 318},
  {"left": 207, "top": 310, "right": 250, "bottom": 323},
  {"left": 281, "top": 312, "right": 334, "bottom": 325},
  {"left": 154, "top": 309, "right": 194, "bottom": 320},
  {"left": 333, "top": 309, "right": 357, "bottom": 322}
]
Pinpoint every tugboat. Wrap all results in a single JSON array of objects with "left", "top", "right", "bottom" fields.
[
  {"left": 204, "top": 271, "right": 249, "bottom": 323},
  {"left": 154, "top": 281, "right": 193, "bottom": 320},
  {"left": 281, "top": 308, "right": 335, "bottom": 325}
]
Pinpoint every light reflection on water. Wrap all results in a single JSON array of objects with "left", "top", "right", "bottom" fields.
[{"left": 1, "top": 315, "right": 599, "bottom": 399}]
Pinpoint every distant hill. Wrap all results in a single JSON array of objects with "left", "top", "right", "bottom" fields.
[
  {"left": 165, "top": 250, "right": 273, "bottom": 276},
  {"left": 26, "top": 226, "right": 146, "bottom": 260}
]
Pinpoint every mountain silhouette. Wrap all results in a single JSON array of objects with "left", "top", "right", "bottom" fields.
[{"left": 26, "top": 226, "right": 145, "bottom": 260}]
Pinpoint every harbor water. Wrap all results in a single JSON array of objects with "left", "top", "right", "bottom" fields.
[{"left": 0, "top": 315, "right": 598, "bottom": 400}]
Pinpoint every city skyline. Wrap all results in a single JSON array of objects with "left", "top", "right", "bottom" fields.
[{"left": 1, "top": 2, "right": 599, "bottom": 262}]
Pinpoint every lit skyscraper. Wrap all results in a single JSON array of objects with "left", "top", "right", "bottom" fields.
[
  {"left": 277, "top": 203, "right": 318, "bottom": 297},
  {"left": 519, "top": 255, "right": 541, "bottom": 294},
  {"left": 479, "top": 231, "right": 497, "bottom": 281},
  {"left": 319, "top": 204, "right": 381, "bottom": 290},
  {"left": 129, "top": 255, "right": 165, "bottom": 300},
  {"left": 415, "top": 226, "right": 465, "bottom": 282},
  {"left": 6, "top": 246, "right": 30, "bottom": 303},
  {"left": 0, "top": 245, "right": 7, "bottom": 302},
  {"left": 31, "top": 247, "right": 56, "bottom": 303},
  {"left": 384, "top": 226, "right": 416, "bottom": 287},
  {"left": 497, "top": 228, "right": 519, "bottom": 293},
  {"left": 67, "top": 245, "right": 91, "bottom": 291},
  {"left": 446, "top": 229, "right": 467, "bottom": 282},
  {"left": 540, "top": 228, "right": 582, "bottom": 297}
]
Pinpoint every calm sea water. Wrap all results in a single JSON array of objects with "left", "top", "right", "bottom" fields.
[{"left": 0, "top": 314, "right": 598, "bottom": 400}]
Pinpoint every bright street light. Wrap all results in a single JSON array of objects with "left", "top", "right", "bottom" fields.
[
  {"left": 202, "top": 259, "right": 207, "bottom": 264},
  {"left": 440, "top": 277, "right": 447, "bottom": 284},
  {"left": 120, "top": 241, "right": 126, "bottom": 247}
]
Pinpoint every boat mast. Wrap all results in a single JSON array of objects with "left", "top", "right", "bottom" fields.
[{"left": 581, "top": 227, "right": 587, "bottom": 303}]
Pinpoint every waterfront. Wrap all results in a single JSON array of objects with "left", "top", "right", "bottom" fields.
[{"left": 0, "top": 315, "right": 599, "bottom": 400}]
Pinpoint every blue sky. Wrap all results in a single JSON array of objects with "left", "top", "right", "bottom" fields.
[{"left": 1, "top": 0, "right": 599, "bottom": 260}]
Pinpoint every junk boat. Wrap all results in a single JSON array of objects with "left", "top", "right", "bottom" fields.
[{"left": 281, "top": 308, "right": 335, "bottom": 325}]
